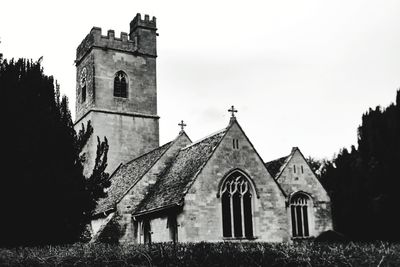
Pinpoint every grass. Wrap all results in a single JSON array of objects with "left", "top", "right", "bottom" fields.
[{"left": 1, "top": 241, "right": 400, "bottom": 266}]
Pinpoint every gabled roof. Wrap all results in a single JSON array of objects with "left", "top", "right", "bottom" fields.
[
  {"left": 94, "top": 141, "right": 173, "bottom": 215},
  {"left": 265, "top": 147, "right": 304, "bottom": 181},
  {"left": 133, "top": 128, "right": 227, "bottom": 215},
  {"left": 265, "top": 155, "right": 290, "bottom": 179}
]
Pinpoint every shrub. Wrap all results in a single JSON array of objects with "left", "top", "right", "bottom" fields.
[{"left": 1, "top": 241, "right": 400, "bottom": 266}]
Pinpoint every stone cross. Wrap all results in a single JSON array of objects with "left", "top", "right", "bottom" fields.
[
  {"left": 228, "top": 105, "right": 238, "bottom": 118},
  {"left": 178, "top": 120, "right": 187, "bottom": 131}
]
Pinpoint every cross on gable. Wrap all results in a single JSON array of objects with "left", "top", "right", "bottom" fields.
[
  {"left": 178, "top": 120, "right": 187, "bottom": 131},
  {"left": 228, "top": 105, "right": 238, "bottom": 118}
]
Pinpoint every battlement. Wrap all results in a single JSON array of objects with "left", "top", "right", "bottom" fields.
[
  {"left": 76, "top": 27, "right": 135, "bottom": 63},
  {"left": 76, "top": 13, "right": 158, "bottom": 63},
  {"left": 130, "top": 13, "right": 157, "bottom": 32}
]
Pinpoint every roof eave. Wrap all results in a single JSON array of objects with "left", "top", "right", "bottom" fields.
[{"left": 132, "top": 202, "right": 183, "bottom": 218}]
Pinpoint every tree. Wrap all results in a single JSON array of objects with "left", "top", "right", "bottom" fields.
[
  {"left": 320, "top": 90, "right": 400, "bottom": 241},
  {"left": 0, "top": 58, "right": 110, "bottom": 246},
  {"left": 305, "top": 156, "right": 324, "bottom": 179}
]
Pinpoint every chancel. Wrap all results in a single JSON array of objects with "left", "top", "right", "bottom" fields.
[{"left": 75, "top": 13, "right": 332, "bottom": 244}]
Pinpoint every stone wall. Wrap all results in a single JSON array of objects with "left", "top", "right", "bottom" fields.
[
  {"left": 75, "top": 44, "right": 158, "bottom": 121},
  {"left": 277, "top": 149, "right": 332, "bottom": 237},
  {"left": 179, "top": 121, "right": 289, "bottom": 242},
  {"left": 116, "top": 133, "right": 191, "bottom": 244},
  {"left": 74, "top": 14, "right": 159, "bottom": 175},
  {"left": 75, "top": 111, "right": 159, "bottom": 176}
]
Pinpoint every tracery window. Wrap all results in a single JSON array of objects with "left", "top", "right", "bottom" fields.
[
  {"left": 290, "top": 193, "right": 311, "bottom": 238},
  {"left": 114, "top": 71, "right": 127, "bottom": 98},
  {"left": 220, "top": 171, "right": 254, "bottom": 238}
]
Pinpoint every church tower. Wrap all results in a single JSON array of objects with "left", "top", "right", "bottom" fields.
[{"left": 74, "top": 14, "right": 159, "bottom": 175}]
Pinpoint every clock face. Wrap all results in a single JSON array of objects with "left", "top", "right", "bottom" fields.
[{"left": 80, "top": 67, "right": 87, "bottom": 87}]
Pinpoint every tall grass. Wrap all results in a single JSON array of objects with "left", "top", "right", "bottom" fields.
[{"left": 1, "top": 241, "right": 399, "bottom": 266}]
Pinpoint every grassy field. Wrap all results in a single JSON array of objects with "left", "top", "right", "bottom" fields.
[{"left": 1, "top": 241, "right": 399, "bottom": 266}]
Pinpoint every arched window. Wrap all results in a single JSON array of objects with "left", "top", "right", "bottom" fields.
[
  {"left": 114, "top": 71, "right": 128, "bottom": 98},
  {"left": 290, "top": 193, "right": 311, "bottom": 238},
  {"left": 220, "top": 171, "right": 254, "bottom": 238},
  {"left": 80, "top": 67, "right": 87, "bottom": 103}
]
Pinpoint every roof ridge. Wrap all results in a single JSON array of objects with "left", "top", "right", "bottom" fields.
[
  {"left": 132, "top": 124, "right": 231, "bottom": 215},
  {"left": 181, "top": 127, "right": 227, "bottom": 150},
  {"left": 265, "top": 154, "right": 290, "bottom": 165},
  {"left": 122, "top": 141, "right": 173, "bottom": 167},
  {"left": 274, "top": 150, "right": 296, "bottom": 181},
  {"left": 94, "top": 140, "right": 176, "bottom": 216}
]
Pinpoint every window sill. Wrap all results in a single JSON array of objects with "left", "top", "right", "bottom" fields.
[
  {"left": 222, "top": 236, "right": 258, "bottom": 241},
  {"left": 291, "top": 236, "right": 314, "bottom": 240}
]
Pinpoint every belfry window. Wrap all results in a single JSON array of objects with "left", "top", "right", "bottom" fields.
[
  {"left": 80, "top": 67, "right": 87, "bottom": 103},
  {"left": 114, "top": 71, "right": 128, "bottom": 98},
  {"left": 220, "top": 171, "right": 254, "bottom": 238},
  {"left": 290, "top": 193, "right": 311, "bottom": 238}
]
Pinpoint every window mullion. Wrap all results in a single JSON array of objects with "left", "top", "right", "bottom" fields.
[
  {"left": 230, "top": 194, "right": 234, "bottom": 237},
  {"left": 300, "top": 204, "right": 305, "bottom": 237},
  {"left": 293, "top": 204, "right": 298, "bottom": 237}
]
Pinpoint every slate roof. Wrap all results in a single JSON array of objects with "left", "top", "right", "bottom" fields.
[
  {"left": 94, "top": 142, "right": 173, "bottom": 215},
  {"left": 133, "top": 128, "right": 227, "bottom": 215},
  {"left": 265, "top": 155, "right": 290, "bottom": 179}
]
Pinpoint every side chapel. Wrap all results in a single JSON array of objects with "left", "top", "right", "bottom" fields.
[{"left": 74, "top": 13, "right": 332, "bottom": 243}]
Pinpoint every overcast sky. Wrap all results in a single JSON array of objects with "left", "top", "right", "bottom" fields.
[{"left": 1, "top": 0, "right": 399, "bottom": 161}]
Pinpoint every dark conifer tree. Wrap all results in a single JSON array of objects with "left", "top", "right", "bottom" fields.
[
  {"left": 0, "top": 58, "right": 110, "bottom": 246},
  {"left": 321, "top": 90, "right": 400, "bottom": 240}
]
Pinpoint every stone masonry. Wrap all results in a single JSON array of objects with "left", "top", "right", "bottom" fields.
[{"left": 74, "top": 14, "right": 159, "bottom": 175}]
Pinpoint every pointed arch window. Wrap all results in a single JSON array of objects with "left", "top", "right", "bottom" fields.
[
  {"left": 290, "top": 193, "right": 311, "bottom": 238},
  {"left": 114, "top": 71, "right": 128, "bottom": 98},
  {"left": 80, "top": 67, "right": 87, "bottom": 103},
  {"left": 220, "top": 171, "right": 254, "bottom": 239}
]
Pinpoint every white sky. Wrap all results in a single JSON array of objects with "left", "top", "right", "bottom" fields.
[{"left": 1, "top": 0, "right": 399, "bottom": 161}]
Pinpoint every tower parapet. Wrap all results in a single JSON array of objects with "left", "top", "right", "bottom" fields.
[
  {"left": 129, "top": 13, "right": 157, "bottom": 31},
  {"left": 129, "top": 13, "right": 157, "bottom": 57},
  {"left": 76, "top": 27, "right": 135, "bottom": 64},
  {"left": 76, "top": 13, "right": 157, "bottom": 64}
]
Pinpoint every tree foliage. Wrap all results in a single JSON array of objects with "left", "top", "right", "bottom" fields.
[
  {"left": 320, "top": 90, "right": 400, "bottom": 240},
  {"left": 0, "top": 58, "right": 110, "bottom": 246}
]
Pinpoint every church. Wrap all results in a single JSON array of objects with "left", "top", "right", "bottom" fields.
[{"left": 74, "top": 13, "right": 332, "bottom": 244}]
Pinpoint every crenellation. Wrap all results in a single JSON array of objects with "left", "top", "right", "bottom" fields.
[
  {"left": 107, "top": 29, "right": 115, "bottom": 39},
  {"left": 120, "top": 32, "right": 128, "bottom": 42},
  {"left": 90, "top": 27, "right": 102, "bottom": 36},
  {"left": 129, "top": 13, "right": 157, "bottom": 33},
  {"left": 76, "top": 27, "right": 136, "bottom": 63}
]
